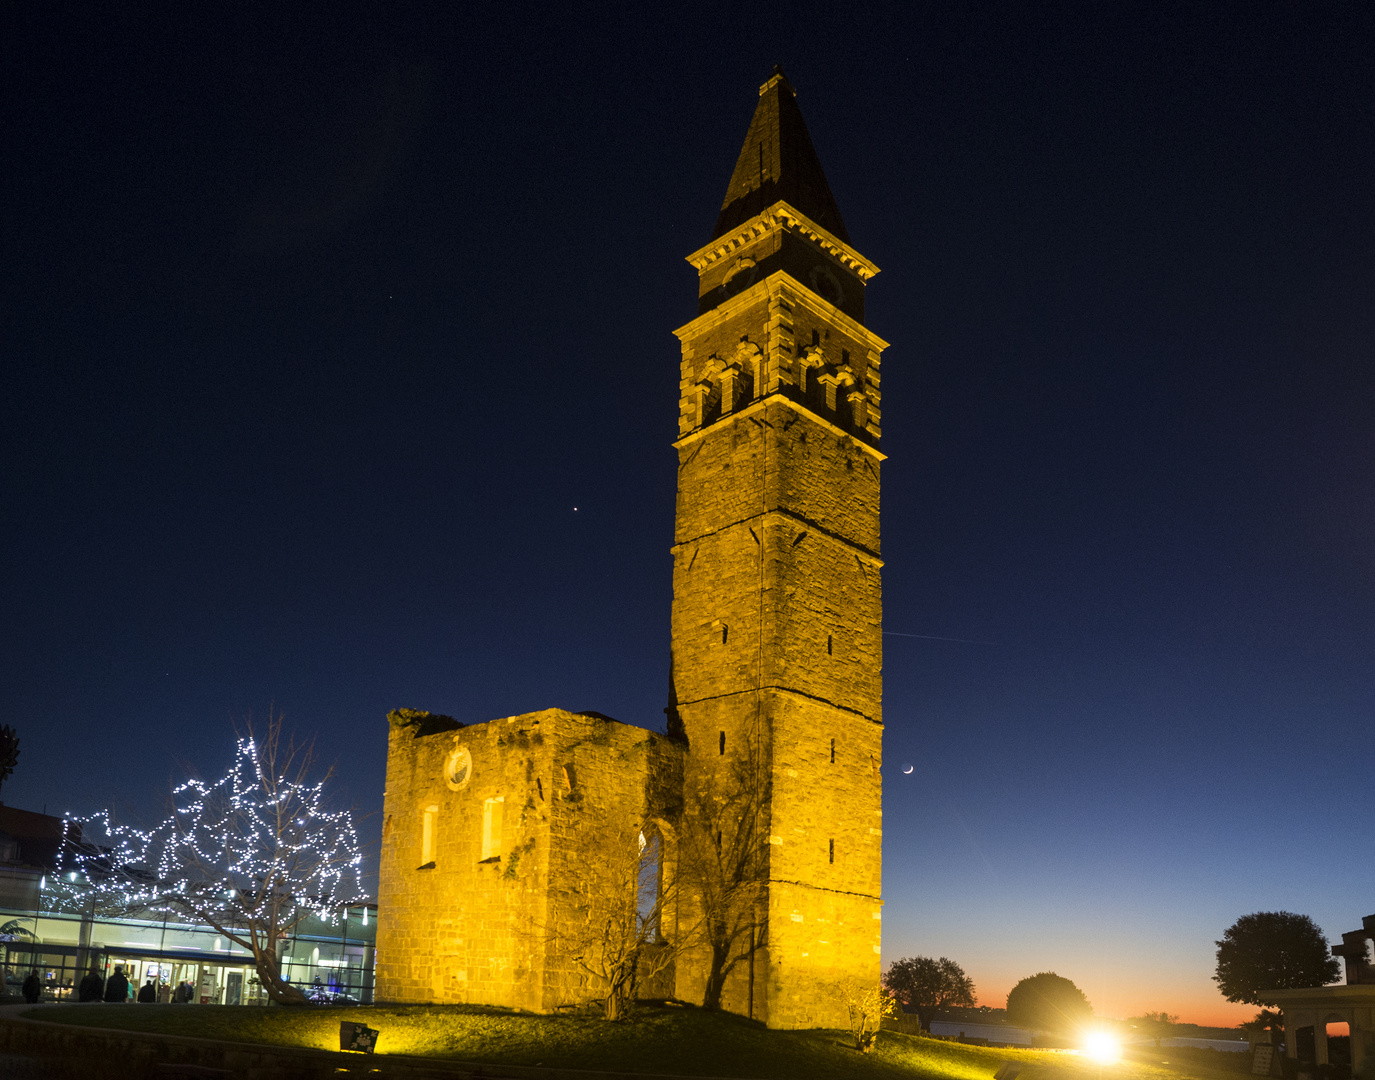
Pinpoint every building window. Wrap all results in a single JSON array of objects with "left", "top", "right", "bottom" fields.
[
  {"left": 421, "top": 805, "right": 438, "bottom": 865},
  {"left": 829, "top": 838, "right": 835, "bottom": 864},
  {"left": 719, "top": 731, "right": 726, "bottom": 756},
  {"left": 830, "top": 738, "right": 835, "bottom": 764},
  {"left": 481, "top": 797, "right": 504, "bottom": 861}
]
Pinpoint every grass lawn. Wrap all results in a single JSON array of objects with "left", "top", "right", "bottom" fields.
[{"left": 27, "top": 1002, "right": 1254, "bottom": 1080}]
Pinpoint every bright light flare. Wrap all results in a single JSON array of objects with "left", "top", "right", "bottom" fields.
[{"left": 1083, "top": 1032, "right": 1121, "bottom": 1064}]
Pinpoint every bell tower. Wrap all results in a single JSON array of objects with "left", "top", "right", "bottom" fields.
[{"left": 669, "top": 69, "right": 887, "bottom": 1028}]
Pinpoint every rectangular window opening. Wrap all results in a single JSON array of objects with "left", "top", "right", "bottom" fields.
[
  {"left": 811, "top": 329, "right": 820, "bottom": 347},
  {"left": 830, "top": 738, "right": 835, "bottom": 764},
  {"left": 829, "top": 839, "right": 835, "bottom": 864},
  {"left": 827, "top": 634, "right": 833, "bottom": 655},
  {"left": 421, "top": 805, "right": 438, "bottom": 865},
  {"left": 719, "top": 731, "right": 726, "bottom": 756},
  {"left": 722, "top": 624, "right": 729, "bottom": 644},
  {"left": 481, "top": 796, "right": 504, "bottom": 861}
]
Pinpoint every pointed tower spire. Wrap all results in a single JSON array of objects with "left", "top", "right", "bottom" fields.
[{"left": 713, "top": 67, "right": 850, "bottom": 244}]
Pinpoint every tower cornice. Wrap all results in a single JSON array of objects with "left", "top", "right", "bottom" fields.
[
  {"left": 671, "top": 269, "right": 890, "bottom": 353},
  {"left": 671, "top": 393, "right": 887, "bottom": 463},
  {"left": 686, "top": 201, "right": 880, "bottom": 283}
]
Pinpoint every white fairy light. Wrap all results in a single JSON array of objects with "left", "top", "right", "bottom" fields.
[{"left": 57, "top": 728, "right": 364, "bottom": 1005}]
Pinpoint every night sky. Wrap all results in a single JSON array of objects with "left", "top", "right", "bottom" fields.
[{"left": 4, "top": 3, "right": 1373, "bottom": 1026}]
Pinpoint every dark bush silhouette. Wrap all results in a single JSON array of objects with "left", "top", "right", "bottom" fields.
[{"left": 1006, "top": 972, "right": 1093, "bottom": 1033}]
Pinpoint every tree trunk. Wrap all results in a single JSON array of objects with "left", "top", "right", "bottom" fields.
[
  {"left": 702, "top": 938, "right": 732, "bottom": 1010},
  {"left": 604, "top": 961, "right": 632, "bottom": 1021},
  {"left": 255, "top": 944, "right": 308, "bottom": 1005}
]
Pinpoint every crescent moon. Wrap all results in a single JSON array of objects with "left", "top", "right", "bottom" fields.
[{"left": 902, "top": 764, "right": 914, "bottom": 775}]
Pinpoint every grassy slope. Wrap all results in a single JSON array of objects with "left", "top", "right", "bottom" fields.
[{"left": 27, "top": 1003, "right": 1253, "bottom": 1080}]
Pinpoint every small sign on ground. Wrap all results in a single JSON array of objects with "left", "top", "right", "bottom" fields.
[{"left": 340, "top": 1021, "right": 379, "bottom": 1053}]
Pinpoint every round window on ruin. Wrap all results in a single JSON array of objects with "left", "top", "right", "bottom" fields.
[{"left": 444, "top": 746, "right": 473, "bottom": 791}]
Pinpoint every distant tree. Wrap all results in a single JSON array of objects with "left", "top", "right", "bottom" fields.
[
  {"left": 1130, "top": 1011, "right": 1180, "bottom": 1047},
  {"left": 1006, "top": 972, "right": 1093, "bottom": 1034},
  {"left": 1214, "top": 912, "right": 1340, "bottom": 1007},
  {"left": 59, "top": 714, "right": 363, "bottom": 1005},
  {"left": 1241, "top": 1008, "right": 1285, "bottom": 1046},
  {"left": 883, "top": 956, "right": 977, "bottom": 1030},
  {"left": 0, "top": 726, "right": 19, "bottom": 794}
]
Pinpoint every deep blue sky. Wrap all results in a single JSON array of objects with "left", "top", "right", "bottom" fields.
[{"left": 4, "top": 2, "right": 1372, "bottom": 1024}]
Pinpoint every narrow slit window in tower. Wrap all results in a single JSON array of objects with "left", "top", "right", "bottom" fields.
[
  {"left": 722, "top": 624, "right": 729, "bottom": 644},
  {"left": 719, "top": 731, "right": 726, "bottom": 755},
  {"left": 830, "top": 738, "right": 835, "bottom": 764},
  {"left": 811, "top": 328, "right": 820, "bottom": 347},
  {"left": 827, "top": 634, "right": 833, "bottom": 655},
  {"left": 829, "top": 839, "right": 835, "bottom": 864}
]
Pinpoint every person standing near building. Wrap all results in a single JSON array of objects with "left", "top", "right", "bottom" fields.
[
  {"left": 22, "top": 970, "right": 41, "bottom": 1004},
  {"left": 78, "top": 967, "right": 104, "bottom": 1002},
  {"left": 103, "top": 966, "right": 128, "bottom": 1003},
  {"left": 137, "top": 979, "right": 156, "bottom": 1003}
]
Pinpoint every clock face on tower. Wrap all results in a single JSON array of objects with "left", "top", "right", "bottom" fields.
[{"left": 808, "top": 263, "right": 843, "bottom": 305}]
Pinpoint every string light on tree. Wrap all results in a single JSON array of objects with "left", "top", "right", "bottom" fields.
[{"left": 58, "top": 714, "right": 364, "bottom": 1005}]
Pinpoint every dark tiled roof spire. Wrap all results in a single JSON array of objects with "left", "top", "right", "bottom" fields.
[{"left": 712, "top": 67, "right": 850, "bottom": 244}]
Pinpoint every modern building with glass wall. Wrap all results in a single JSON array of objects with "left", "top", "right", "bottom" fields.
[{"left": 0, "top": 805, "right": 375, "bottom": 1004}]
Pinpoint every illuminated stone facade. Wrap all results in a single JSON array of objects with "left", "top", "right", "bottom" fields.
[
  {"left": 376, "top": 708, "right": 681, "bottom": 1011},
  {"left": 377, "top": 69, "right": 886, "bottom": 1028},
  {"left": 668, "top": 69, "right": 886, "bottom": 1028}
]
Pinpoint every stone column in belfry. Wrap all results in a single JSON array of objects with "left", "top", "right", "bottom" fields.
[{"left": 668, "top": 68, "right": 887, "bottom": 1029}]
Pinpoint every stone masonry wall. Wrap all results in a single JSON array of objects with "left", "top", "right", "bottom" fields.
[
  {"left": 671, "top": 231, "right": 885, "bottom": 1028},
  {"left": 376, "top": 708, "right": 682, "bottom": 1012}
]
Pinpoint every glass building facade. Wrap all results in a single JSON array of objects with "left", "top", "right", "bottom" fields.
[{"left": 0, "top": 868, "right": 375, "bottom": 1005}]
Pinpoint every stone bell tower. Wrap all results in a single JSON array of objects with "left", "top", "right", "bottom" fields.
[{"left": 669, "top": 68, "right": 887, "bottom": 1029}]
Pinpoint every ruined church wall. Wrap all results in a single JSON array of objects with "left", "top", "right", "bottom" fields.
[
  {"left": 377, "top": 708, "right": 683, "bottom": 1012},
  {"left": 540, "top": 715, "right": 683, "bottom": 1008},
  {"left": 375, "top": 710, "right": 555, "bottom": 1010}
]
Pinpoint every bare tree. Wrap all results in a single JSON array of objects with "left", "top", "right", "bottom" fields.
[
  {"left": 837, "top": 976, "right": 896, "bottom": 1052},
  {"left": 676, "top": 731, "right": 769, "bottom": 1012},
  {"left": 60, "top": 714, "right": 363, "bottom": 1005},
  {"left": 547, "top": 814, "right": 678, "bottom": 1020}
]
